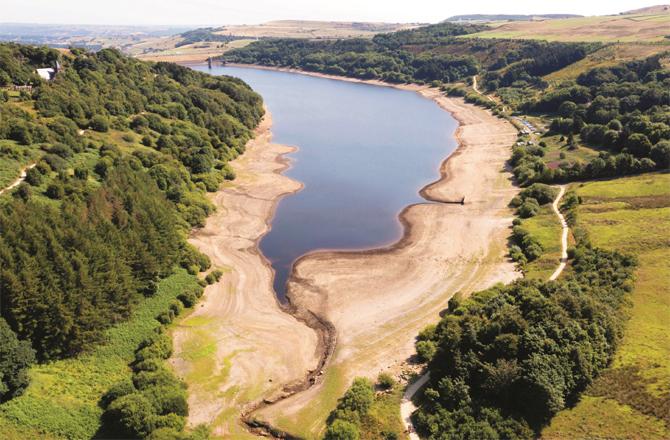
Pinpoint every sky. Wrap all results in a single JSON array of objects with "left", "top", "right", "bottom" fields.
[{"left": 0, "top": 0, "right": 662, "bottom": 26}]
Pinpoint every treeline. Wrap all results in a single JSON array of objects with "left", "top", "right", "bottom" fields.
[
  {"left": 224, "top": 23, "right": 595, "bottom": 87},
  {"left": 0, "top": 43, "right": 263, "bottom": 402},
  {"left": 99, "top": 284, "right": 207, "bottom": 439},
  {"left": 176, "top": 28, "right": 242, "bottom": 48},
  {"left": 413, "top": 243, "right": 636, "bottom": 438},
  {"left": 513, "top": 54, "right": 670, "bottom": 185}
]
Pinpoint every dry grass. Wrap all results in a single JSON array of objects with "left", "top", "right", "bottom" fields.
[{"left": 467, "top": 13, "right": 670, "bottom": 43}]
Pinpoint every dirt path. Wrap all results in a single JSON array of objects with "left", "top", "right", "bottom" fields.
[
  {"left": 0, "top": 163, "right": 35, "bottom": 196},
  {"left": 549, "top": 185, "right": 568, "bottom": 281},
  {"left": 472, "top": 75, "right": 495, "bottom": 103}
]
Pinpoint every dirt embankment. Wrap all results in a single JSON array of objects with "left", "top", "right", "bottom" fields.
[{"left": 174, "top": 68, "right": 521, "bottom": 438}]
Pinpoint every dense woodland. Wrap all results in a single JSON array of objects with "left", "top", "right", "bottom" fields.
[
  {"left": 0, "top": 43, "right": 262, "bottom": 406},
  {"left": 512, "top": 55, "right": 670, "bottom": 185},
  {"left": 413, "top": 241, "right": 636, "bottom": 438},
  {"left": 224, "top": 23, "right": 597, "bottom": 86}
]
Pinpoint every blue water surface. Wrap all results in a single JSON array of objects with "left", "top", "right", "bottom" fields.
[{"left": 194, "top": 65, "right": 458, "bottom": 301}]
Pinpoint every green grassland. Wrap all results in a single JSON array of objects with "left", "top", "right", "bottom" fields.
[
  {"left": 543, "top": 172, "right": 670, "bottom": 438},
  {"left": 519, "top": 204, "right": 564, "bottom": 280},
  {"left": 0, "top": 269, "right": 200, "bottom": 440}
]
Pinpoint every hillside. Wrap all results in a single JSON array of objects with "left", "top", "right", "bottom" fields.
[
  {"left": 0, "top": 43, "right": 263, "bottom": 439},
  {"left": 225, "top": 19, "right": 670, "bottom": 439},
  {"left": 446, "top": 14, "right": 582, "bottom": 22},
  {"left": 466, "top": 8, "right": 670, "bottom": 43},
  {"left": 130, "top": 20, "right": 423, "bottom": 63}
]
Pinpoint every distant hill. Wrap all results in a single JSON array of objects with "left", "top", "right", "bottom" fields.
[
  {"left": 445, "top": 14, "right": 582, "bottom": 22},
  {"left": 621, "top": 4, "right": 670, "bottom": 14}
]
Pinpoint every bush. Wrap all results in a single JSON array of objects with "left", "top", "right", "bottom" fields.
[
  {"left": 377, "top": 373, "right": 395, "bottom": 390},
  {"left": 205, "top": 269, "right": 223, "bottom": 285},
  {"left": 177, "top": 291, "right": 197, "bottom": 308},
  {"left": 100, "top": 379, "right": 136, "bottom": 408},
  {"left": 45, "top": 182, "right": 64, "bottom": 199},
  {"left": 25, "top": 167, "right": 42, "bottom": 186},
  {"left": 142, "top": 385, "right": 188, "bottom": 416},
  {"left": 90, "top": 115, "right": 110, "bottom": 132},
  {"left": 104, "top": 392, "right": 156, "bottom": 438},
  {"left": 325, "top": 419, "right": 360, "bottom": 440},
  {"left": 416, "top": 340, "right": 437, "bottom": 362},
  {"left": 518, "top": 197, "right": 540, "bottom": 218},
  {"left": 135, "top": 333, "right": 173, "bottom": 362},
  {"left": 133, "top": 368, "right": 178, "bottom": 390},
  {"left": 0, "top": 318, "right": 36, "bottom": 402}
]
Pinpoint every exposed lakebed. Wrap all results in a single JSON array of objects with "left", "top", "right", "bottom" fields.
[{"left": 194, "top": 65, "right": 458, "bottom": 301}]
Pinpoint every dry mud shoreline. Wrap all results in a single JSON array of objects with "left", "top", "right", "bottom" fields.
[{"left": 172, "top": 67, "right": 520, "bottom": 438}]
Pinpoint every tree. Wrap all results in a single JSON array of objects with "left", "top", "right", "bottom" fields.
[
  {"left": 0, "top": 318, "right": 36, "bottom": 402},
  {"left": 90, "top": 115, "right": 110, "bottom": 132},
  {"left": 325, "top": 419, "right": 360, "bottom": 440},
  {"left": 627, "top": 133, "right": 652, "bottom": 157},
  {"left": 104, "top": 392, "right": 156, "bottom": 438},
  {"left": 651, "top": 141, "right": 670, "bottom": 169},
  {"left": 339, "top": 378, "right": 374, "bottom": 414}
]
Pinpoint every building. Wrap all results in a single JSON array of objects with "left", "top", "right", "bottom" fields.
[{"left": 36, "top": 68, "right": 56, "bottom": 81}]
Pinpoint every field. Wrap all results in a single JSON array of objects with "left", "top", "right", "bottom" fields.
[
  {"left": 543, "top": 172, "right": 670, "bottom": 439},
  {"left": 130, "top": 20, "right": 422, "bottom": 63},
  {"left": 544, "top": 43, "right": 670, "bottom": 82},
  {"left": 519, "top": 204, "right": 565, "bottom": 280},
  {"left": 466, "top": 12, "right": 670, "bottom": 43},
  {"left": 0, "top": 269, "right": 200, "bottom": 440}
]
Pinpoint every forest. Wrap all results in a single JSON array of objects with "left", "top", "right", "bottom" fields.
[
  {"left": 224, "top": 23, "right": 597, "bottom": 86},
  {"left": 0, "top": 43, "right": 263, "bottom": 405},
  {"left": 511, "top": 55, "right": 670, "bottom": 185},
  {"left": 412, "top": 242, "right": 636, "bottom": 439}
]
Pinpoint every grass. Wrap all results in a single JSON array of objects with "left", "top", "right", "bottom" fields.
[
  {"left": 521, "top": 204, "right": 563, "bottom": 280},
  {"left": 542, "top": 172, "right": 670, "bottom": 438},
  {"left": 0, "top": 269, "right": 200, "bottom": 440},
  {"left": 465, "top": 14, "right": 670, "bottom": 43},
  {"left": 359, "top": 386, "right": 407, "bottom": 440}
]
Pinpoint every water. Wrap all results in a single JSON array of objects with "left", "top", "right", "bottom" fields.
[{"left": 194, "top": 65, "right": 458, "bottom": 302}]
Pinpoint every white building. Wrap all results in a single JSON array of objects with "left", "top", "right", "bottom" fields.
[{"left": 36, "top": 68, "right": 56, "bottom": 81}]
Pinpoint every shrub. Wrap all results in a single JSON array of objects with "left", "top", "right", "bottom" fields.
[
  {"left": 0, "top": 318, "right": 36, "bottom": 402},
  {"left": 100, "top": 379, "right": 136, "bottom": 408},
  {"left": 377, "top": 373, "right": 395, "bottom": 390},
  {"left": 133, "top": 368, "right": 178, "bottom": 390},
  {"left": 169, "top": 299, "right": 184, "bottom": 317},
  {"left": 177, "top": 291, "right": 197, "bottom": 308},
  {"left": 135, "top": 333, "right": 173, "bottom": 362},
  {"left": 25, "top": 167, "right": 42, "bottom": 186},
  {"left": 519, "top": 183, "right": 558, "bottom": 204},
  {"left": 90, "top": 115, "right": 110, "bottom": 132},
  {"left": 325, "top": 419, "right": 360, "bottom": 440},
  {"left": 205, "top": 269, "right": 223, "bottom": 285},
  {"left": 518, "top": 197, "right": 540, "bottom": 218},
  {"left": 416, "top": 340, "right": 437, "bottom": 362},
  {"left": 104, "top": 392, "right": 156, "bottom": 438},
  {"left": 45, "top": 182, "right": 64, "bottom": 199},
  {"left": 142, "top": 385, "right": 188, "bottom": 416}
]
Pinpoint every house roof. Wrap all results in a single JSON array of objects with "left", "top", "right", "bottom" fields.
[{"left": 36, "top": 68, "right": 55, "bottom": 81}]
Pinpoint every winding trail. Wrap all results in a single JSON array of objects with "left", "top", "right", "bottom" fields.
[
  {"left": 549, "top": 185, "right": 569, "bottom": 281},
  {"left": 0, "top": 163, "right": 35, "bottom": 196},
  {"left": 399, "top": 187, "right": 570, "bottom": 438},
  {"left": 472, "top": 75, "right": 496, "bottom": 103}
]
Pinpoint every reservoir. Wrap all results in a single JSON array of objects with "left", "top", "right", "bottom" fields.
[{"left": 194, "top": 65, "right": 458, "bottom": 302}]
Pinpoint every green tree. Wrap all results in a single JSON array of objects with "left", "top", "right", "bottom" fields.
[
  {"left": 0, "top": 318, "right": 36, "bottom": 401},
  {"left": 325, "top": 419, "right": 360, "bottom": 440}
]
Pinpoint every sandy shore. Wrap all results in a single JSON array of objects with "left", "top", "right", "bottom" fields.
[
  {"left": 169, "top": 114, "right": 321, "bottom": 437},
  {"left": 174, "top": 66, "right": 520, "bottom": 438}
]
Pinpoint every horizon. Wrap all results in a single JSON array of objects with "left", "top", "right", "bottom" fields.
[{"left": 1, "top": 0, "right": 665, "bottom": 27}]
